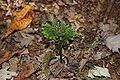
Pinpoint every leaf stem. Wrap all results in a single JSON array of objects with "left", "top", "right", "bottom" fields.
[{"left": 59, "top": 39, "right": 63, "bottom": 63}]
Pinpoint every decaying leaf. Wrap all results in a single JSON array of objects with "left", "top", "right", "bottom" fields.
[
  {"left": 0, "top": 66, "right": 17, "bottom": 80},
  {"left": 9, "top": 57, "right": 19, "bottom": 72},
  {"left": 99, "top": 19, "right": 118, "bottom": 39},
  {"left": 49, "top": 59, "right": 64, "bottom": 77},
  {"left": 88, "top": 66, "right": 111, "bottom": 78},
  {"left": 48, "top": 56, "right": 67, "bottom": 77},
  {"left": 1, "top": 5, "right": 35, "bottom": 40},
  {"left": 13, "top": 64, "right": 35, "bottom": 80},
  {"left": 106, "top": 34, "right": 120, "bottom": 52},
  {"left": 13, "top": 27, "right": 35, "bottom": 48},
  {"left": 43, "top": 52, "right": 56, "bottom": 63},
  {"left": 43, "top": 52, "right": 56, "bottom": 78},
  {"left": 0, "top": 49, "right": 24, "bottom": 64}
]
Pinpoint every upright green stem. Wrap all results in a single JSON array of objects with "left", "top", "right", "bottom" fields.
[{"left": 59, "top": 40, "right": 63, "bottom": 63}]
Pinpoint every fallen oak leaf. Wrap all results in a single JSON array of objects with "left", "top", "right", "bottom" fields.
[
  {"left": 0, "top": 49, "right": 25, "bottom": 64},
  {"left": 1, "top": 5, "right": 35, "bottom": 40},
  {"left": 15, "top": 5, "right": 35, "bottom": 21},
  {"left": 2, "top": 14, "right": 33, "bottom": 40}
]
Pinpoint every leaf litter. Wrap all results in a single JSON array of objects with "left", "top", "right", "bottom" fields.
[{"left": 0, "top": 0, "right": 120, "bottom": 80}]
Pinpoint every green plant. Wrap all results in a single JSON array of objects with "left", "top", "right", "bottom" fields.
[{"left": 42, "top": 20, "right": 77, "bottom": 63}]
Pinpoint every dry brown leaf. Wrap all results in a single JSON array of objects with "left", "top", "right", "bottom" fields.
[
  {"left": 1, "top": 5, "right": 35, "bottom": 40},
  {"left": 0, "top": 49, "right": 24, "bottom": 64},
  {"left": 13, "top": 64, "right": 35, "bottom": 80}
]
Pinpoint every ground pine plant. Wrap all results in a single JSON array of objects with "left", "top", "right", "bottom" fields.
[{"left": 42, "top": 20, "right": 77, "bottom": 63}]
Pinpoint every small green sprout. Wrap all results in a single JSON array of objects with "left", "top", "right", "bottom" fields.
[{"left": 42, "top": 20, "right": 77, "bottom": 63}]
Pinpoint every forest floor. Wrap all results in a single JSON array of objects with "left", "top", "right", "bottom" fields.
[{"left": 0, "top": 0, "right": 120, "bottom": 80}]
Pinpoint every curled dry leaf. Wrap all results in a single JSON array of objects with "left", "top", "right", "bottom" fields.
[
  {"left": 1, "top": 5, "right": 35, "bottom": 40},
  {"left": 0, "top": 49, "right": 25, "bottom": 64}
]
